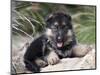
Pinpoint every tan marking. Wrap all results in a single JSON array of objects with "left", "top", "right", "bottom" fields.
[
  {"left": 48, "top": 14, "right": 53, "bottom": 19},
  {"left": 54, "top": 22, "right": 58, "bottom": 26},
  {"left": 67, "top": 30, "right": 72, "bottom": 37},
  {"left": 46, "top": 28, "right": 53, "bottom": 36},
  {"left": 64, "top": 30, "right": 73, "bottom": 45}
]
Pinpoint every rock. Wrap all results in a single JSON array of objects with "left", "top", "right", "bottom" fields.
[
  {"left": 41, "top": 48, "right": 95, "bottom": 72},
  {"left": 12, "top": 42, "right": 95, "bottom": 73}
]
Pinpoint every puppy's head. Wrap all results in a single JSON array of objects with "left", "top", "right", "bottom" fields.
[{"left": 45, "top": 12, "right": 73, "bottom": 48}]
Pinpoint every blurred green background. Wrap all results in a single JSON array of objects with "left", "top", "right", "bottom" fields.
[{"left": 12, "top": 1, "right": 96, "bottom": 45}]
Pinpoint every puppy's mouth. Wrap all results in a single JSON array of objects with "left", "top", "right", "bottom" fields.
[{"left": 57, "top": 42, "right": 63, "bottom": 48}]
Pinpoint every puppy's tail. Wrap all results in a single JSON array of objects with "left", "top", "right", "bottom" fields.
[{"left": 24, "top": 59, "right": 40, "bottom": 73}]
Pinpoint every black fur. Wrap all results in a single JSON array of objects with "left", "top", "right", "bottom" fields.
[{"left": 24, "top": 12, "right": 77, "bottom": 73}]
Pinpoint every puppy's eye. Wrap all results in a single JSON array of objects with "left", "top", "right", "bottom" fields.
[
  {"left": 51, "top": 26, "right": 57, "bottom": 31},
  {"left": 61, "top": 25, "right": 66, "bottom": 29},
  {"left": 64, "top": 26, "right": 68, "bottom": 29},
  {"left": 51, "top": 25, "right": 57, "bottom": 29}
]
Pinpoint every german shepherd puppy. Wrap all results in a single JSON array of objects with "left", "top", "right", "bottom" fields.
[{"left": 24, "top": 12, "right": 77, "bottom": 73}]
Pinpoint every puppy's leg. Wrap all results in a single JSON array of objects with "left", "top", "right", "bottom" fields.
[
  {"left": 24, "top": 59, "right": 40, "bottom": 73},
  {"left": 72, "top": 44, "right": 92, "bottom": 57},
  {"left": 45, "top": 51, "right": 60, "bottom": 65},
  {"left": 35, "top": 58, "right": 48, "bottom": 68}
]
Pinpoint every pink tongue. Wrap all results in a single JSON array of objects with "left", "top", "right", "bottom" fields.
[{"left": 57, "top": 43, "right": 63, "bottom": 47}]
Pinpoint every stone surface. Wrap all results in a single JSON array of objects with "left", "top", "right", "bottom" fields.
[{"left": 12, "top": 36, "right": 96, "bottom": 74}]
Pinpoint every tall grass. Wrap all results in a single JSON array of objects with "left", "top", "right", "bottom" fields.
[{"left": 12, "top": 1, "right": 96, "bottom": 44}]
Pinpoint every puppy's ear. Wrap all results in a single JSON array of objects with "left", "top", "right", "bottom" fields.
[
  {"left": 64, "top": 14, "right": 73, "bottom": 29},
  {"left": 68, "top": 15, "right": 72, "bottom": 21},
  {"left": 65, "top": 14, "right": 72, "bottom": 21},
  {"left": 45, "top": 14, "right": 53, "bottom": 25}
]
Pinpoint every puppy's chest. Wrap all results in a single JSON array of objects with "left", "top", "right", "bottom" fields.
[
  {"left": 45, "top": 39, "right": 72, "bottom": 57},
  {"left": 55, "top": 45, "right": 72, "bottom": 58}
]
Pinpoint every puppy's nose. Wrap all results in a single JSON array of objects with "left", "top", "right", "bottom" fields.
[
  {"left": 57, "top": 36, "right": 62, "bottom": 42},
  {"left": 58, "top": 36, "right": 61, "bottom": 40}
]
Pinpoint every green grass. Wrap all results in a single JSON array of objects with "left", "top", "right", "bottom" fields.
[{"left": 12, "top": 1, "right": 96, "bottom": 44}]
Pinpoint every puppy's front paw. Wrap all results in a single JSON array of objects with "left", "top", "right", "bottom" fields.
[
  {"left": 35, "top": 58, "right": 47, "bottom": 68},
  {"left": 47, "top": 51, "right": 60, "bottom": 65}
]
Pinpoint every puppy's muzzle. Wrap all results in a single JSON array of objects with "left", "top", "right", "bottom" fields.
[
  {"left": 57, "top": 36, "right": 64, "bottom": 48},
  {"left": 56, "top": 31, "right": 64, "bottom": 48}
]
